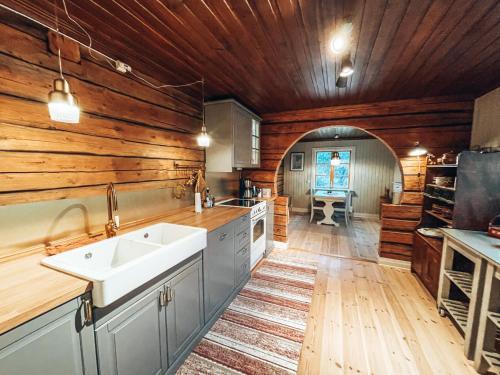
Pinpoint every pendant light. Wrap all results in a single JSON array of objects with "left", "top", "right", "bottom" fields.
[
  {"left": 197, "top": 78, "right": 210, "bottom": 147},
  {"left": 330, "top": 151, "right": 341, "bottom": 166},
  {"left": 408, "top": 142, "right": 428, "bottom": 156},
  {"left": 48, "top": 2, "right": 80, "bottom": 123}
]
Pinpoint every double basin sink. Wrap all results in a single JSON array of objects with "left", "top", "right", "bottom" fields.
[{"left": 42, "top": 223, "right": 207, "bottom": 307}]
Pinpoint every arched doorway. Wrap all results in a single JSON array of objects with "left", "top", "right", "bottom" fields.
[{"left": 278, "top": 126, "right": 402, "bottom": 261}]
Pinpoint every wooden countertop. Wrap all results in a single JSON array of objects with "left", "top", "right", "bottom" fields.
[
  {"left": 0, "top": 253, "right": 91, "bottom": 335},
  {"left": 0, "top": 205, "right": 250, "bottom": 335}
]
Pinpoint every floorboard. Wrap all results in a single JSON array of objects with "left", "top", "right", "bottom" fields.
[
  {"left": 288, "top": 214, "right": 380, "bottom": 262},
  {"left": 284, "top": 249, "right": 477, "bottom": 375}
]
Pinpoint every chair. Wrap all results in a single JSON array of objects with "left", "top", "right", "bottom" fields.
[
  {"left": 310, "top": 189, "right": 324, "bottom": 223},
  {"left": 333, "top": 191, "right": 353, "bottom": 225}
]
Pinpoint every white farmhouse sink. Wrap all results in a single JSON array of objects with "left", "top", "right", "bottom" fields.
[{"left": 42, "top": 223, "right": 207, "bottom": 307}]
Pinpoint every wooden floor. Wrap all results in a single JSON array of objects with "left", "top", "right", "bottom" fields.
[
  {"left": 289, "top": 249, "right": 477, "bottom": 375},
  {"left": 288, "top": 213, "right": 380, "bottom": 262}
]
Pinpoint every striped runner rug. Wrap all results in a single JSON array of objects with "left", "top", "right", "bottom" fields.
[{"left": 177, "top": 249, "right": 318, "bottom": 375}]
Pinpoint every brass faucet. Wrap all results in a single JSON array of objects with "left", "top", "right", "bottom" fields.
[{"left": 105, "top": 183, "right": 120, "bottom": 238}]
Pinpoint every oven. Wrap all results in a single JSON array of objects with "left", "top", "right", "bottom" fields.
[{"left": 250, "top": 210, "right": 267, "bottom": 269}]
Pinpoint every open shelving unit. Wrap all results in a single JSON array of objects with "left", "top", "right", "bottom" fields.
[
  {"left": 412, "top": 162, "right": 458, "bottom": 298},
  {"left": 437, "top": 232, "right": 489, "bottom": 361}
]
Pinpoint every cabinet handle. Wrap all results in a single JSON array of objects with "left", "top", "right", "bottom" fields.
[
  {"left": 219, "top": 233, "right": 227, "bottom": 241},
  {"left": 159, "top": 291, "right": 167, "bottom": 306},
  {"left": 82, "top": 297, "right": 93, "bottom": 324},
  {"left": 166, "top": 286, "right": 174, "bottom": 302}
]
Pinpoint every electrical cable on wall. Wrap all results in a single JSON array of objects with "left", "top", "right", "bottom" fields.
[{"left": 59, "top": 0, "right": 202, "bottom": 89}]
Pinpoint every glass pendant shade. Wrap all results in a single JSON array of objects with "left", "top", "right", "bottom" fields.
[
  {"left": 48, "top": 78, "right": 80, "bottom": 123},
  {"left": 331, "top": 151, "right": 341, "bottom": 166},
  {"left": 197, "top": 124, "right": 210, "bottom": 147},
  {"left": 408, "top": 142, "right": 428, "bottom": 156}
]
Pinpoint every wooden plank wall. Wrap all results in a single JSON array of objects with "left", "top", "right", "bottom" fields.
[
  {"left": 274, "top": 196, "right": 289, "bottom": 243},
  {"left": 276, "top": 160, "right": 284, "bottom": 196},
  {"left": 243, "top": 96, "right": 473, "bottom": 259},
  {"left": 0, "top": 19, "right": 203, "bottom": 206}
]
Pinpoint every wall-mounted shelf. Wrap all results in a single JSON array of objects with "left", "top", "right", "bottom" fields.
[
  {"left": 423, "top": 192, "right": 455, "bottom": 205},
  {"left": 427, "top": 183, "right": 456, "bottom": 191},
  {"left": 426, "top": 164, "right": 458, "bottom": 168},
  {"left": 424, "top": 210, "right": 453, "bottom": 225}
]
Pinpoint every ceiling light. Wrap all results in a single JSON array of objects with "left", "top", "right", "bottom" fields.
[
  {"left": 331, "top": 151, "right": 341, "bottom": 166},
  {"left": 408, "top": 142, "right": 428, "bottom": 156},
  {"left": 197, "top": 79, "right": 210, "bottom": 147},
  {"left": 330, "top": 21, "right": 353, "bottom": 54},
  {"left": 339, "top": 55, "right": 354, "bottom": 77},
  {"left": 48, "top": 78, "right": 80, "bottom": 123},
  {"left": 330, "top": 36, "right": 347, "bottom": 54},
  {"left": 334, "top": 134, "right": 340, "bottom": 139}
]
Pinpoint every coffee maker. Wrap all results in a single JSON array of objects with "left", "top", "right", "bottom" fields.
[{"left": 241, "top": 178, "right": 253, "bottom": 199}]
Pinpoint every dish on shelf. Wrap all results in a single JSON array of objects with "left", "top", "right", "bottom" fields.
[
  {"left": 432, "top": 176, "right": 455, "bottom": 187},
  {"left": 417, "top": 228, "right": 444, "bottom": 238}
]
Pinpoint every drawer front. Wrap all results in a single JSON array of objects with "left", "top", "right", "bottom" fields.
[
  {"left": 235, "top": 243, "right": 250, "bottom": 268},
  {"left": 209, "top": 221, "right": 234, "bottom": 245},
  {"left": 235, "top": 229, "right": 250, "bottom": 249},
  {"left": 235, "top": 214, "right": 251, "bottom": 235},
  {"left": 235, "top": 259, "right": 250, "bottom": 286}
]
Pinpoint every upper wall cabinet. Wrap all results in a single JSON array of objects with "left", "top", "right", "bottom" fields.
[{"left": 205, "top": 100, "right": 261, "bottom": 172}]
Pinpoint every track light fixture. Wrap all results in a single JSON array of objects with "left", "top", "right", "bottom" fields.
[{"left": 339, "top": 55, "right": 354, "bottom": 77}]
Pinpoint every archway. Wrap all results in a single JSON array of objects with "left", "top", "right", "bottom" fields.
[
  {"left": 277, "top": 126, "right": 403, "bottom": 261},
  {"left": 273, "top": 125, "right": 405, "bottom": 198}
]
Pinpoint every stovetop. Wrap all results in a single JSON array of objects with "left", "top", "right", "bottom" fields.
[{"left": 219, "top": 199, "right": 259, "bottom": 207}]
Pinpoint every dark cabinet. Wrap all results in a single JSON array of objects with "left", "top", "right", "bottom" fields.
[
  {"left": 412, "top": 232, "right": 443, "bottom": 298},
  {"left": 0, "top": 295, "right": 97, "bottom": 375}
]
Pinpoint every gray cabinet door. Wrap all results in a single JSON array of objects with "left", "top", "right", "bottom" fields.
[
  {"left": 204, "top": 221, "right": 235, "bottom": 320},
  {"left": 0, "top": 296, "right": 97, "bottom": 375},
  {"left": 95, "top": 287, "right": 167, "bottom": 375},
  {"left": 166, "top": 260, "right": 204, "bottom": 363},
  {"left": 233, "top": 105, "right": 253, "bottom": 168}
]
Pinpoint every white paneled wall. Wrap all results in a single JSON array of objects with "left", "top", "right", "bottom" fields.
[{"left": 283, "top": 139, "right": 400, "bottom": 215}]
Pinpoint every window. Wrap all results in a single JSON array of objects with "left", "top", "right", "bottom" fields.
[
  {"left": 313, "top": 148, "right": 353, "bottom": 190},
  {"left": 251, "top": 119, "right": 260, "bottom": 165}
]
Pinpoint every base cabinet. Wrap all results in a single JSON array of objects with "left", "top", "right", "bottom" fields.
[
  {"left": 0, "top": 295, "right": 97, "bottom": 375},
  {"left": 204, "top": 221, "right": 236, "bottom": 320},
  {"left": 95, "top": 287, "right": 167, "bottom": 375},
  {"left": 95, "top": 255, "right": 203, "bottom": 375},
  {"left": 412, "top": 232, "right": 442, "bottom": 298},
  {"left": 166, "top": 260, "right": 204, "bottom": 364}
]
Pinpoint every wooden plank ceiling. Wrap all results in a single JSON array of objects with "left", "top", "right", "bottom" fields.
[{"left": 1, "top": 0, "right": 500, "bottom": 114}]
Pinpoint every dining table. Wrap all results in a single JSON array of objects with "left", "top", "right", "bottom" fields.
[{"left": 313, "top": 190, "right": 347, "bottom": 226}]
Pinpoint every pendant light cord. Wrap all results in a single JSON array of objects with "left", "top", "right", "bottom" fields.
[
  {"left": 57, "top": 0, "right": 202, "bottom": 90},
  {"left": 53, "top": 0, "right": 64, "bottom": 79}
]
